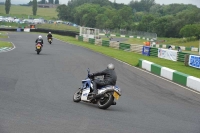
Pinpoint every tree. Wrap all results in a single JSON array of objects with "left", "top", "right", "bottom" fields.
[
  {"left": 129, "top": 0, "right": 156, "bottom": 12},
  {"left": 137, "top": 14, "right": 155, "bottom": 32},
  {"left": 28, "top": 0, "right": 33, "bottom": 6},
  {"left": 56, "top": 4, "right": 69, "bottom": 20},
  {"left": 55, "top": 0, "right": 59, "bottom": 4},
  {"left": 48, "top": 0, "right": 54, "bottom": 4},
  {"left": 180, "top": 24, "right": 200, "bottom": 39},
  {"left": 117, "top": 6, "right": 134, "bottom": 29},
  {"left": 32, "top": 0, "right": 37, "bottom": 16},
  {"left": 5, "top": 0, "right": 11, "bottom": 14},
  {"left": 41, "top": 0, "right": 46, "bottom": 4},
  {"left": 74, "top": 4, "right": 100, "bottom": 27}
]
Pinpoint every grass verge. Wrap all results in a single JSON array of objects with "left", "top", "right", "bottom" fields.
[
  {"left": 0, "top": 41, "right": 12, "bottom": 47},
  {"left": 0, "top": 32, "right": 8, "bottom": 38},
  {"left": 0, "top": 5, "right": 57, "bottom": 20},
  {"left": 53, "top": 34, "right": 200, "bottom": 78}
]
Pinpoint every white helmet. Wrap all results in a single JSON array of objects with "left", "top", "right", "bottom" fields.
[
  {"left": 38, "top": 35, "right": 42, "bottom": 39},
  {"left": 49, "top": 32, "right": 51, "bottom": 34},
  {"left": 107, "top": 63, "right": 115, "bottom": 70}
]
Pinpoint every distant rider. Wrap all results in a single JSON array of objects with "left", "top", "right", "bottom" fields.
[
  {"left": 47, "top": 32, "right": 53, "bottom": 41},
  {"left": 88, "top": 63, "right": 117, "bottom": 97},
  {"left": 35, "top": 35, "right": 43, "bottom": 50}
]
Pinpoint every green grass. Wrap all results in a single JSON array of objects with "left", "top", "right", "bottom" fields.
[
  {"left": 0, "top": 31, "right": 8, "bottom": 38},
  {"left": 37, "top": 24, "right": 79, "bottom": 32},
  {"left": 53, "top": 34, "right": 200, "bottom": 78},
  {"left": 0, "top": 5, "right": 57, "bottom": 20},
  {"left": 0, "top": 41, "right": 12, "bottom": 47},
  {"left": 158, "top": 37, "right": 199, "bottom": 47},
  {"left": 124, "top": 38, "right": 144, "bottom": 44}
]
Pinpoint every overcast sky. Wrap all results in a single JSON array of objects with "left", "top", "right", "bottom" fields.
[{"left": 1, "top": 0, "right": 200, "bottom": 7}]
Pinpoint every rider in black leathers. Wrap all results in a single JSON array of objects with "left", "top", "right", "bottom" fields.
[
  {"left": 35, "top": 35, "right": 44, "bottom": 50},
  {"left": 47, "top": 32, "right": 53, "bottom": 41},
  {"left": 88, "top": 63, "right": 117, "bottom": 96}
]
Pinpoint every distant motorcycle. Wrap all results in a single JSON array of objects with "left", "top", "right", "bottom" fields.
[
  {"left": 73, "top": 68, "right": 122, "bottom": 109},
  {"left": 48, "top": 38, "right": 52, "bottom": 44},
  {"left": 36, "top": 43, "right": 42, "bottom": 54}
]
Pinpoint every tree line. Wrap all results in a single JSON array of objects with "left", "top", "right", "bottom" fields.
[{"left": 56, "top": 0, "right": 200, "bottom": 38}]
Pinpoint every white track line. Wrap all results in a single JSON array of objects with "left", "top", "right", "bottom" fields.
[
  {"left": 55, "top": 37, "right": 200, "bottom": 95},
  {"left": 0, "top": 42, "right": 16, "bottom": 53}
]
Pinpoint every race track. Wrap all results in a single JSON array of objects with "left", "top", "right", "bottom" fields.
[{"left": 0, "top": 32, "right": 200, "bottom": 133}]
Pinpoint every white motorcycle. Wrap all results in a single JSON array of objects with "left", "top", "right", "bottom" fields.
[{"left": 73, "top": 68, "right": 122, "bottom": 109}]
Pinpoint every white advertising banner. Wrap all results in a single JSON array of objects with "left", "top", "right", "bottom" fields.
[
  {"left": 158, "top": 48, "right": 178, "bottom": 61},
  {"left": 24, "top": 28, "right": 30, "bottom": 32}
]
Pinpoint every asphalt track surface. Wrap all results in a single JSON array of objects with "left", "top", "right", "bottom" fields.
[{"left": 0, "top": 32, "right": 200, "bottom": 133}]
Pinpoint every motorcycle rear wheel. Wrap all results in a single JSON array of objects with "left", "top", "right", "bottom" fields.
[
  {"left": 37, "top": 50, "right": 40, "bottom": 54},
  {"left": 73, "top": 89, "right": 82, "bottom": 102},
  {"left": 97, "top": 92, "right": 114, "bottom": 109}
]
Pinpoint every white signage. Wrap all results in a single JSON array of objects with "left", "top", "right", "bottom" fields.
[
  {"left": 158, "top": 48, "right": 178, "bottom": 61},
  {"left": 24, "top": 28, "right": 30, "bottom": 32},
  {"left": 188, "top": 55, "right": 200, "bottom": 69}
]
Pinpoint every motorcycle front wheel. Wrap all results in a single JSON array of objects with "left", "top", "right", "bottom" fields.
[
  {"left": 97, "top": 92, "right": 114, "bottom": 109},
  {"left": 73, "top": 89, "right": 82, "bottom": 102}
]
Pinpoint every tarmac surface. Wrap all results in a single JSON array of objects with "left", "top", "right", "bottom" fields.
[{"left": 0, "top": 32, "right": 200, "bottom": 133}]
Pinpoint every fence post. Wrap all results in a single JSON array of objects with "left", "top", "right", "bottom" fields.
[{"left": 184, "top": 54, "right": 189, "bottom": 66}]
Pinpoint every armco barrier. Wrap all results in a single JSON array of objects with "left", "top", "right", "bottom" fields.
[
  {"left": 119, "top": 43, "right": 130, "bottom": 51},
  {"left": 139, "top": 59, "right": 200, "bottom": 92}
]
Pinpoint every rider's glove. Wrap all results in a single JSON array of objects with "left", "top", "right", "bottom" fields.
[{"left": 88, "top": 73, "right": 94, "bottom": 78}]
